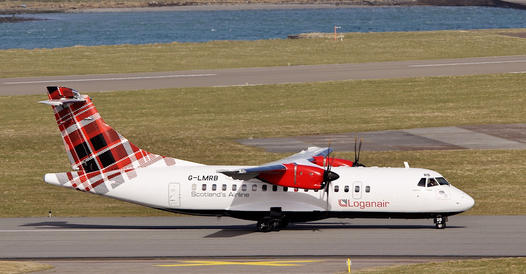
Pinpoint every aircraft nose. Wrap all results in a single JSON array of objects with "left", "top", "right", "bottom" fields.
[{"left": 459, "top": 192, "right": 475, "bottom": 211}]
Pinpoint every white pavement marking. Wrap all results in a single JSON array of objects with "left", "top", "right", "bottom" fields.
[
  {"left": 409, "top": 59, "right": 526, "bottom": 68},
  {"left": 3, "top": 73, "right": 216, "bottom": 85},
  {"left": 403, "top": 127, "right": 526, "bottom": 150}
]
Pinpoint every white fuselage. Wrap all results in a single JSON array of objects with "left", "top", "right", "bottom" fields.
[{"left": 46, "top": 165, "right": 474, "bottom": 222}]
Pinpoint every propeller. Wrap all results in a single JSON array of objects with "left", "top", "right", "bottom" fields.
[
  {"left": 352, "top": 137, "right": 365, "bottom": 167},
  {"left": 322, "top": 144, "right": 339, "bottom": 209}
]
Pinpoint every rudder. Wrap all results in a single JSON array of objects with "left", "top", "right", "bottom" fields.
[{"left": 41, "top": 86, "right": 189, "bottom": 173}]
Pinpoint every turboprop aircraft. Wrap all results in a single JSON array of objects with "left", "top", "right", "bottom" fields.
[{"left": 40, "top": 86, "right": 475, "bottom": 232}]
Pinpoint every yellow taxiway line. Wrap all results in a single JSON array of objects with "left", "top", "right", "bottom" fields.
[{"left": 156, "top": 260, "right": 323, "bottom": 267}]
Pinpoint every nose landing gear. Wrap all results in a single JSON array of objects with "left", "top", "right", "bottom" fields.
[{"left": 434, "top": 215, "right": 448, "bottom": 229}]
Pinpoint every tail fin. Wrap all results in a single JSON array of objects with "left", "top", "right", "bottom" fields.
[{"left": 40, "top": 86, "right": 197, "bottom": 173}]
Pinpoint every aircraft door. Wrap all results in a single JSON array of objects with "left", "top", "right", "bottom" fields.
[
  {"left": 168, "top": 183, "right": 181, "bottom": 207},
  {"left": 352, "top": 181, "right": 362, "bottom": 199}
]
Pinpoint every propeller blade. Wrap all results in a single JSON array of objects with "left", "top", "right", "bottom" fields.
[
  {"left": 357, "top": 138, "right": 362, "bottom": 164},
  {"left": 354, "top": 136, "right": 358, "bottom": 163}
]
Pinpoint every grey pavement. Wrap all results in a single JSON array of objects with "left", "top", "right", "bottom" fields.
[
  {"left": 34, "top": 257, "right": 453, "bottom": 274},
  {"left": 2, "top": 55, "right": 526, "bottom": 96},
  {"left": 239, "top": 124, "right": 526, "bottom": 152},
  {"left": 1, "top": 216, "right": 525, "bottom": 259}
]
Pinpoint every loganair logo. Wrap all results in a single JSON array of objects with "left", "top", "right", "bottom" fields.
[{"left": 338, "top": 199, "right": 390, "bottom": 209}]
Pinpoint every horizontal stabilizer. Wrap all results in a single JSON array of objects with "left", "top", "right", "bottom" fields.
[
  {"left": 39, "top": 98, "right": 86, "bottom": 106},
  {"left": 39, "top": 86, "right": 86, "bottom": 106}
]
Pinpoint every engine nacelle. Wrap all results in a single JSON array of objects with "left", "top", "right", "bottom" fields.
[
  {"left": 310, "top": 156, "right": 354, "bottom": 167},
  {"left": 257, "top": 164, "right": 325, "bottom": 190}
]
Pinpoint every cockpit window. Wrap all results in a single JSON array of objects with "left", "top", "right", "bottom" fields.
[
  {"left": 417, "top": 178, "right": 426, "bottom": 187},
  {"left": 436, "top": 177, "right": 450, "bottom": 186},
  {"left": 427, "top": 178, "right": 439, "bottom": 187}
]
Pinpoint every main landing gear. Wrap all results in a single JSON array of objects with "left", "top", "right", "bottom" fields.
[
  {"left": 256, "top": 207, "right": 288, "bottom": 232},
  {"left": 434, "top": 215, "right": 448, "bottom": 229}
]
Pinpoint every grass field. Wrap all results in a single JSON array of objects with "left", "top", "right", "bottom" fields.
[
  {"left": 359, "top": 257, "right": 526, "bottom": 273},
  {"left": 2, "top": 29, "right": 526, "bottom": 78},
  {"left": 0, "top": 261, "right": 53, "bottom": 274},
  {"left": 0, "top": 73, "right": 524, "bottom": 217},
  {"left": 0, "top": 0, "right": 349, "bottom": 13}
]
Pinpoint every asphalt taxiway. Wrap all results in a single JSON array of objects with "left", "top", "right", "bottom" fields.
[
  {"left": 32, "top": 257, "right": 455, "bottom": 273},
  {"left": 2, "top": 55, "right": 526, "bottom": 95},
  {"left": 240, "top": 124, "right": 526, "bottom": 152},
  {"left": 2, "top": 216, "right": 525, "bottom": 259}
]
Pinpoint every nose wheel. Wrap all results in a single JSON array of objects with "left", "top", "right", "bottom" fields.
[{"left": 434, "top": 215, "right": 447, "bottom": 229}]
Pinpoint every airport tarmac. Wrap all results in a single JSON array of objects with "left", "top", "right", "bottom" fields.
[
  {"left": 2, "top": 216, "right": 525, "bottom": 260},
  {"left": 2, "top": 55, "right": 526, "bottom": 96},
  {"left": 32, "top": 257, "right": 455, "bottom": 273},
  {"left": 239, "top": 124, "right": 526, "bottom": 152}
]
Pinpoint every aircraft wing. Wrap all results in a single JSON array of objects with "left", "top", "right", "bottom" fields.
[{"left": 219, "top": 146, "right": 331, "bottom": 180}]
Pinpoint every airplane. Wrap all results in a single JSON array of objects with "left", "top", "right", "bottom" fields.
[{"left": 40, "top": 86, "right": 475, "bottom": 232}]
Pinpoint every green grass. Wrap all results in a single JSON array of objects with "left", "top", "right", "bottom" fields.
[
  {"left": 2, "top": 29, "right": 526, "bottom": 78},
  {"left": 0, "top": 73, "right": 525, "bottom": 217},
  {"left": 358, "top": 257, "right": 526, "bottom": 273}
]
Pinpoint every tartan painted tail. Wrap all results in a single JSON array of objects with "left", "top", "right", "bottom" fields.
[{"left": 41, "top": 86, "right": 186, "bottom": 173}]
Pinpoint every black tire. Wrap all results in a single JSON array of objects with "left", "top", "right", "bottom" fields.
[
  {"left": 271, "top": 219, "right": 281, "bottom": 231},
  {"left": 257, "top": 219, "right": 271, "bottom": 232},
  {"left": 434, "top": 215, "right": 446, "bottom": 229}
]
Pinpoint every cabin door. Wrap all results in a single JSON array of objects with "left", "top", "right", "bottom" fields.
[{"left": 168, "top": 183, "right": 181, "bottom": 207}]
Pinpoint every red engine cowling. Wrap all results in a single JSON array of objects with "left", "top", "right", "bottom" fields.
[
  {"left": 257, "top": 164, "right": 325, "bottom": 190},
  {"left": 310, "top": 156, "right": 354, "bottom": 167}
]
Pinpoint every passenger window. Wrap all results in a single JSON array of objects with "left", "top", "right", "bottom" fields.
[
  {"left": 272, "top": 185, "right": 278, "bottom": 192},
  {"left": 232, "top": 184, "right": 237, "bottom": 191},
  {"left": 436, "top": 177, "right": 450, "bottom": 186},
  {"left": 262, "top": 185, "right": 267, "bottom": 191},
  {"left": 354, "top": 185, "right": 360, "bottom": 193},
  {"left": 212, "top": 184, "right": 217, "bottom": 191},
  {"left": 242, "top": 184, "right": 247, "bottom": 191},
  {"left": 252, "top": 184, "right": 257, "bottom": 191},
  {"left": 344, "top": 186, "right": 350, "bottom": 193},
  {"left": 417, "top": 178, "right": 426, "bottom": 187},
  {"left": 428, "top": 178, "right": 439, "bottom": 187},
  {"left": 202, "top": 184, "right": 206, "bottom": 191},
  {"left": 222, "top": 184, "right": 227, "bottom": 191},
  {"left": 334, "top": 185, "right": 339, "bottom": 192},
  {"left": 283, "top": 187, "right": 288, "bottom": 192},
  {"left": 365, "top": 186, "right": 370, "bottom": 193}
]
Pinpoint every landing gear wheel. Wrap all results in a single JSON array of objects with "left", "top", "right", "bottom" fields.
[
  {"left": 271, "top": 219, "right": 281, "bottom": 231},
  {"left": 257, "top": 219, "right": 271, "bottom": 232},
  {"left": 434, "top": 215, "right": 447, "bottom": 229},
  {"left": 257, "top": 217, "right": 284, "bottom": 232}
]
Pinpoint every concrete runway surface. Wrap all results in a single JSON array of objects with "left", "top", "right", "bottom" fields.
[
  {"left": 1, "top": 216, "right": 525, "bottom": 259},
  {"left": 239, "top": 124, "right": 526, "bottom": 152},
  {"left": 32, "top": 257, "right": 455, "bottom": 273},
  {"left": 2, "top": 55, "right": 526, "bottom": 96}
]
